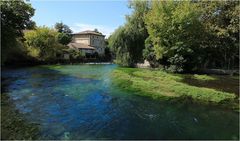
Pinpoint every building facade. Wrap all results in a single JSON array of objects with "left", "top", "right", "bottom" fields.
[{"left": 67, "top": 30, "right": 106, "bottom": 55}]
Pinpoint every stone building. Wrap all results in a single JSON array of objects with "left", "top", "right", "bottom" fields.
[{"left": 67, "top": 30, "right": 106, "bottom": 55}]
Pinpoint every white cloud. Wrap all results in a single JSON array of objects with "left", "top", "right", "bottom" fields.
[
  {"left": 120, "top": 14, "right": 126, "bottom": 19},
  {"left": 71, "top": 23, "right": 115, "bottom": 38}
]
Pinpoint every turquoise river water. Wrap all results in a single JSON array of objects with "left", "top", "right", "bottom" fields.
[{"left": 1, "top": 64, "right": 239, "bottom": 139}]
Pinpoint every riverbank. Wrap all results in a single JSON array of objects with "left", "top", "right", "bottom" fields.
[
  {"left": 1, "top": 64, "right": 239, "bottom": 139},
  {"left": 1, "top": 93, "right": 39, "bottom": 140},
  {"left": 111, "top": 67, "right": 239, "bottom": 110},
  {"left": 2, "top": 60, "right": 113, "bottom": 69}
]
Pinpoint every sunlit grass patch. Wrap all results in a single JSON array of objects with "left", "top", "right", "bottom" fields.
[
  {"left": 39, "top": 64, "right": 63, "bottom": 70},
  {"left": 132, "top": 69, "right": 183, "bottom": 81},
  {"left": 193, "top": 74, "right": 216, "bottom": 81},
  {"left": 111, "top": 68, "right": 236, "bottom": 104}
]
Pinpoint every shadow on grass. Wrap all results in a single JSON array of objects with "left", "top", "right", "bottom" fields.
[{"left": 181, "top": 74, "right": 239, "bottom": 96}]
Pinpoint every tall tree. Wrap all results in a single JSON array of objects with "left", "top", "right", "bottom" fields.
[
  {"left": 109, "top": 0, "right": 150, "bottom": 66},
  {"left": 125, "top": 0, "right": 150, "bottom": 64},
  {"left": 54, "top": 22, "right": 72, "bottom": 45},
  {"left": 109, "top": 0, "right": 239, "bottom": 71},
  {"left": 94, "top": 28, "right": 99, "bottom": 33},
  {"left": 24, "top": 27, "right": 64, "bottom": 61},
  {"left": 1, "top": 0, "right": 35, "bottom": 65},
  {"left": 144, "top": 1, "right": 204, "bottom": 72},
  {"left": 109, "top": 26, "right": 131, "bottom": 66},
  {"left": 199, "top": 1, "right": 239, "bottom": 69},
  {"left": 54, "top": 22, "right": 72, "bottom": 34}
]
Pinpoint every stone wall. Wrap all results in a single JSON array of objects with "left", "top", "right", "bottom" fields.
[{"left": 136, "top": 60, "right": 150, "bottom": 68}]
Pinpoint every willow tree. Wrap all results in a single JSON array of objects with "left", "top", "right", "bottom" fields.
[{"left": 108, "top": 0, "right": 150, "bottom": 66}]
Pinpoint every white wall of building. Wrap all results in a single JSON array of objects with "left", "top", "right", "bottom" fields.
[
  {"left": 72, "top": 34, "right": 105, "bottom": 55},
  {"left": 72, "top": 35, "right": 90, "bottom": 45}
]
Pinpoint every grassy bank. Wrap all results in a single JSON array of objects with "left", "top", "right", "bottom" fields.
[
  {"left": 1, "top": 93, "right": 39, "bottom": 140},
  {"left": 111, "top": 68, "right": 238, "bottom": 108}
]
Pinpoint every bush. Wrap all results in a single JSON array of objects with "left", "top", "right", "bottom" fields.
[{"left": 24, "top": 27, "right": 65, "bottom": 62}]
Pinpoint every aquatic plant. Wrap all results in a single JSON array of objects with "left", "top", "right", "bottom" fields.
[{"left": 111, "top": 68, "right": 236, "bottom": 104}]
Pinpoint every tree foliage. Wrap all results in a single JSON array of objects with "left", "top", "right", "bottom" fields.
[
  {"left": 54, "top": 22, "right": 72, "bottom": 34},
  {"left": 66, "top": 48, "right": 85, "bottom": 60},
  {"left": 110, "top": 0, "right": 239, "bottom": 72},
  {"left": 24, "top": 27, "right": 65, "bottom": 61},
  {"left": 94, "top": 28, "right": 100, "bottom": 33},
  {"left": 1, "top": 0, "right": 35, "bottom": 65},
  {"left": 57, "top": 32, "right": 72, "bottom": 45},
  {"left": 54, "top": 22, "right": 72, "bottom": 45},
  {"left": 145, "top": 1, "right": 204, "bottom": 72},
  {"left": 109, "top": 26, "right": 131, "bottom": 66},
  {"left": 199, "top": 1, "right": 239, "bottom": 70},
  {"left": 108, "top": 0, "right": 149, "bottom": 66}
]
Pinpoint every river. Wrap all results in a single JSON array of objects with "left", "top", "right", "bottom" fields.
[{"left": 1, "top": 64, "right": 239, "bottom": 139}]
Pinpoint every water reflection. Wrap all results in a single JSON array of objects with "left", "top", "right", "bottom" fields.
[{"left": 1, "top": 64, "right": 239, "bottom": 140}]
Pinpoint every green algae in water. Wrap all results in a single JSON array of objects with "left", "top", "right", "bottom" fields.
[
  {"left": 1, "top": 64, "right": 239, "bottom": 140},
  {"left": 1, "top": 93, "right": 39, "bottom": 140}
]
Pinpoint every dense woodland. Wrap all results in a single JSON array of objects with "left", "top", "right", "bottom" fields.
[
  {"left": 1, "top": 0, "right": 239, "bottom": 73},
  {"left": 108, "top": 0, "right": 239, "bottom": 72}
]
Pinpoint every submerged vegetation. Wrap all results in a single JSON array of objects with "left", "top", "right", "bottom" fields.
[
  {"left": 111, "top": 67, "right": 238, "bottom": 108},
  {"left": 1, "top": 0, "right": 239, "bottom": 140},
  {"left": 1, "top": 65, "right": 239, "bottom": 139},
  {"left": 1, "top": 93, "right": 39, "bottom": 140}
]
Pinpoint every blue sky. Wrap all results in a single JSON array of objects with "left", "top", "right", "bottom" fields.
[{"left": 29, "top": 0, "right": 132, "bottom": 37}]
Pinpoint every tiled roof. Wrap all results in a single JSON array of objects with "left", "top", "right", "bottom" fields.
[
  {"left": 67, "top": 43, "right": 95, "bottom": 50},
  {"left": 73, "top": 30, "right": 105, "bottom": 36}
]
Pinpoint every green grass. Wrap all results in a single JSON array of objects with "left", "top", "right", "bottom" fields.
[
  {"left": 111, "top": 68, "right": 237, "bottom": 103},
  {"left": 193, "top": 74, "right": 216, "bottom": 81}
]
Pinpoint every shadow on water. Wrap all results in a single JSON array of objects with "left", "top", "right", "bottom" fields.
[{"left": 1, "top": 64, "right": 239, "bottom": 140}]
